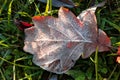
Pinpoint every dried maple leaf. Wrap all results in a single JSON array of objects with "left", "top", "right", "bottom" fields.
[
  {"left": 117, "top": 46, "right": 120, "bottom": 55},
  {"left": 116, "top": 56, "right": 120, "bottom": 64},
  {"left": 116, "top": 46, "right": 120, "bottom": 64},
  {"left": 24, "top": 7, "right": 88, "bottom": 74},
  {"left": 38, "top": 0, "right": 75, "bottom": 8},
  {"left": 23, "top": 2, "right": 110, "bottom": 74}
]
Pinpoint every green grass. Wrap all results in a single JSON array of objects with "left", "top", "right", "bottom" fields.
[{"left": 0, "top": 0, "right": 120, "bottom": 80}]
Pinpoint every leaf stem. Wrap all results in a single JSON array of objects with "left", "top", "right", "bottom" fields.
[
  {"left": 95, "top": 46, "right": 98, "bottom": 80},
  {"left": 13, "top": 60, "right": 16, "bottom": 80}
]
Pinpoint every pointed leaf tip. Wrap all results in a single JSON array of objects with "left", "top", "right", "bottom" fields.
[
  {"left": 32, "top": 16, "right": 41, "bottom": 21},
  {"left": 32, "top": 16, "right": 46, "bottom": 21},
  {"left": 59, "top": 7, "right": 70, "bottom": 14},
  {"left": 32, "top": 16, "right": 53, "bottom": 22},
  {"left": 60, "top": 7, "right": 69, "bottom": 11}
]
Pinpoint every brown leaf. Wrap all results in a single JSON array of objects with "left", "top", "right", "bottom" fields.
[
  {"left": 38, "top": 0, "right": 75, "bottom": 8},
  {"left": 23, "top": 3, "right": 110, "bottom": 74}
]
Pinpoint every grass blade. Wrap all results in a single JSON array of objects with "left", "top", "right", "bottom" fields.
[
  {"left": 7, "top": 0, "right": 13, "bottom": 24},
  {"left": 0, "top": 0, "right": 7, "bottom": 15},
  {"left": 0, "top": 68, "right": 6, "bottom": 80},
  {"left": 104, "top": 19, "right": 120, "bottom": 32}
]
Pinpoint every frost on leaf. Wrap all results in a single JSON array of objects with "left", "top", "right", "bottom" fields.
[
  {"left": 77, "top": 6, "right": 111, "bottom": 58},
  {"left": 23, "top": 6, "right": 110, "bottom": 74},
  {"left": 82, "top": 29, "right": 111, "bottom": 58}
]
